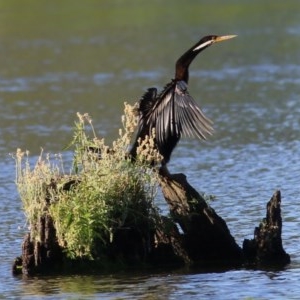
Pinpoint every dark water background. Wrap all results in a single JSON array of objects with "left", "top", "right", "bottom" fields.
[{"left": 1, "top": 1, "right": 300, "bottom": 299}]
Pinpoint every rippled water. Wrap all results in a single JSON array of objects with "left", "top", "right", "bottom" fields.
[{"left": 1, "top": 1, "right": 300, "bottom": 299}]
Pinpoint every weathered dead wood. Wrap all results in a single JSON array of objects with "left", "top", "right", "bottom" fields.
[
  {"left": 158, "top": 171, "right": 243, "bottom": 265},
  {"left": 14, "top": 214, "right": 63, "bottom": 276},
  {"left": 13, "top": 173, "right": 290, "bottom": 275},
  {"left": 21, "top": 233, "right": 34, "bottom": 275},
  {"left": 152, "top": 216, "right": 191, "bottom": 265},
  {"left": 243, "top": 190, "right": 290, "bottom": 266}
]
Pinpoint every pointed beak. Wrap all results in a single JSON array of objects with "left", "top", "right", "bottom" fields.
[{"left": 214, "top": 35, "right": 237, "bottom": 43}]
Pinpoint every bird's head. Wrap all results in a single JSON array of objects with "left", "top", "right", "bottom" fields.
[
  {"left": 175, "top": 34, "right": 237, "bottom": 82},
  {"left": 192, "top": 35, "right": 237, "bottom": 52}
]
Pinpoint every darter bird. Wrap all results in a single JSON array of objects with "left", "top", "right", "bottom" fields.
[{"left": 130, "top": 35, "right": 236, "bottom": 165}]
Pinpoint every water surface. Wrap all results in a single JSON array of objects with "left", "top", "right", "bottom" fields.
[{"left": 1, "top": 0, "right": 300, "bottom": 299}]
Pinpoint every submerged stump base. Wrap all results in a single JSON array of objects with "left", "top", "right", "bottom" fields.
[{"left": 13, "top": 172, "right": 290, "bottom": 276}]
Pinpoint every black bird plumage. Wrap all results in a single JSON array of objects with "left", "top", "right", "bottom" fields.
[{"left": 130, "top": 35, "right": 236, "bottom": 165}]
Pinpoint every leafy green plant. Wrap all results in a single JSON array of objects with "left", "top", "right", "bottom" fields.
[{"left": 14, "top": 103, "right": 162, "bottom": 260}]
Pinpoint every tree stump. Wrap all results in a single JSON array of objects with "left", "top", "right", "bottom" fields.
[
  {"left": 13, "top": 173, "right": 290, "bottom": 275},
  {"left": 158, "top": 170, "right": 243, "bottom": 266},
  {"left": 243, "top": 190, "right": 290, "bottom": 266},
  {"left": 13, "top": 214, "right": 63, "bottom": 276}
]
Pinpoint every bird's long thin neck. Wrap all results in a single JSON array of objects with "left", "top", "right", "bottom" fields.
[
  {"left": 175, "top": 51, "right": 197, "bottom": 83},
  {"left": 175, "top": 42, "right": 210, "bottom": 83}
]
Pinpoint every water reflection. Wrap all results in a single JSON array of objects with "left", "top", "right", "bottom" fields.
[{"left": 13, "top": 266, "right": 300, "bottom": 299}]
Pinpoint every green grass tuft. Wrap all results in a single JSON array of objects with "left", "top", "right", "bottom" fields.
[{"left": 14, "top": 102, "right": 162, "bottom": 260}]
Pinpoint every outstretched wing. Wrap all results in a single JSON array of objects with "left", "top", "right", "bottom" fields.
[
  {"left": 135, "top": 87, "right": 158, "bottom": 139},
  {"left": 172, "top": 80, "right": 214, "bottom": 139},
  {"left": 131, "top": 81, "right": 213, "bottom": 163},
  {"left": 129, "top": 88, "right": 158, "bottom": 159},
  {"left": 147, "top": 80, "right": 213, "bottom": 150},
  {"left": 139, "top": 87, "right": 157, "bottom": 117}
]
